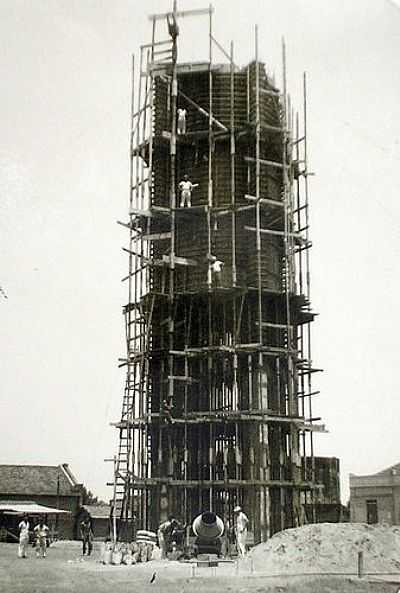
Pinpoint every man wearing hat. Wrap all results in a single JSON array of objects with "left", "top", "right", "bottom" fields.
[{"left": 233, "top": 506, "right": 249, "bottom": 557}]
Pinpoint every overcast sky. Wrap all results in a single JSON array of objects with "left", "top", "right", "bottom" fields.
[{"left": 1, "top": 0, "right": 400, "bottom": 503}]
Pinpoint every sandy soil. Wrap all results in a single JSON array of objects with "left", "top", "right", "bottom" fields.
[
  {"left": 0, "top": 540, "right": 398, "bottom": 593},
  {"left": 251, "top": 523, "right": 400, "bottom": 577}
]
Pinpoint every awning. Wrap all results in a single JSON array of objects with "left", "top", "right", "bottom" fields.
[{"left": 0, "top": 503, "right": 70, "bottom": 515}]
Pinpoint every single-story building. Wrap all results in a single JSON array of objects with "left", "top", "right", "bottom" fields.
[
  {"left": 350, "top": 462, "right": 400, "bottom": 525},
  {"left": 77, "top": 504, "right": 111, "bottom": 540},
  {"left": 0, "top": 501, "right": 70, "bottom": 543},
  {"left": 0, "top": 464, "right": 83, "bottom": 539}
]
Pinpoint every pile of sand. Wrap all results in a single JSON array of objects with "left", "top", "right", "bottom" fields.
[{"left": 250, "top": 523, "right": 400, "bottom": 575}]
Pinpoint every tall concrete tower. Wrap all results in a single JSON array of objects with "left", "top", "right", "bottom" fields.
[{"left": 112, "top": 3, "right": 324, "bottom": 544}]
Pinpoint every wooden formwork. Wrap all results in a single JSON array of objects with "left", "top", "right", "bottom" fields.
[{"left": 112, "top": 3, "right": 323, "bottom": 545}]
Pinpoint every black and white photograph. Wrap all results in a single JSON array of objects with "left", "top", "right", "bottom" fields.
[{"left": 1, "top": 1, "right": 400, "bottom": 591}]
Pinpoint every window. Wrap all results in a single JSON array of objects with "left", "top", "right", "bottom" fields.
[{"left": 366, "top": 499, "right": 378, "bottom": 524}]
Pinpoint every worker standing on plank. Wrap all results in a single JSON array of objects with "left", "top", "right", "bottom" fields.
[
  {"left": 18, "top": 514, "right": 30, "bottom": 558},
  {"left": 209, "top": 255, "right": 224, "bottom": 287},
  {"left": 177, "top": 108, "right": 187, "bottom": 135},
  {"left": 234, "top": 506, "right": 249, "bottom": 557},
  {"left": 34, "top": 517, "right": 49, "bottom": 558},
  {"left": 178, "top": 175, "right": 198, "bottom": 208},
  {"left": 80, "top": 516, "right": 94, "bottom": 556}
]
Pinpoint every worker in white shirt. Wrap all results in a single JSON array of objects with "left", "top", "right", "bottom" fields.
[
  {"left": 209, "top": 255, "right": 224, "bottom": 287},
  {"left": 233, "top": 506, "right": 249, "bottom": 557},
  {"left": 34, "top": 518, "right": 49, "bottom": 558},
  {"left": 177, "top": 108, "right": 187, "bottom": 135},
  {"left": 18, "top": 514, "right": 30, "bottom": 558},
  {"left": 178, "top": 175, "right": 198, "bottom": 208}
]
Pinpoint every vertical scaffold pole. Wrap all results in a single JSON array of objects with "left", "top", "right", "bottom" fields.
[
  {"left": 255, "top": 23, "right": 269, "bottom": 541},
  {"left": 207, "top": 2, "right": 214, "bottom": 511},
  {"left": 282, "top": 36, "right": 300, "bottom": 527},
  {"left": 127, "top": 52, "right": 136, "bottom": 537},
  {"left": 303, "top": 71, "right": 316, "bottom": 523},
  {"left": 230, "top": 40, "right": 236, "bottom": 287}
]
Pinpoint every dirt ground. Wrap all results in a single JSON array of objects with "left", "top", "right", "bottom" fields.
[{"left": 0, "top": 542, "right": 399, "bottom": 593}]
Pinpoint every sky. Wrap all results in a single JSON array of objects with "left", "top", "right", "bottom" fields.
[{"left": 1, "top": 0, "right": 400, "bottom": 504}]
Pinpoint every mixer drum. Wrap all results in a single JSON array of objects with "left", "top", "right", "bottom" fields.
[{"left": 192, "top": 511, "right": 224, "bottom": 556}]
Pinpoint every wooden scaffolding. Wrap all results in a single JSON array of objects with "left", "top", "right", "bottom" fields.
[{"left": 110, "top": 2, "right": 324, "bottom": 543}]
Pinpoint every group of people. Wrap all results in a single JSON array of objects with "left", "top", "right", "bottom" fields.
[
  {"left": 177, "top": 175, "right": 225, "bottom": 286},
  {"left": 17, "top": 506, "right": 249, "bottom": 561},
  {"left": 17, "top": 514, "right": 94, "bottom": 560},
  {"left": 157, "top": 506, "right": 249, "bottom": 559},
  {"left": 17, "top": 515, "right": 49, "bottom": 559}
]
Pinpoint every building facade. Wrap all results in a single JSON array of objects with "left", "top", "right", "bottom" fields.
[
  {"left": 304, "top": 457, "right": 348, "bottom": 523},
  {"left": 350, "top": 463, "right": 400, "bottom": 525},
  {"left": 0, "top": 464, "right": 83, "bottom": 539}
]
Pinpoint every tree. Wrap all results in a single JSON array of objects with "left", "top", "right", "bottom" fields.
[{"left": 81, "top": 486, "right": 104, "bottom": 505}]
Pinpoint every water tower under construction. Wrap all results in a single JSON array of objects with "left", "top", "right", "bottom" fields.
[{"left": 111, "top": 3, "right": 324, "bottom": 544}]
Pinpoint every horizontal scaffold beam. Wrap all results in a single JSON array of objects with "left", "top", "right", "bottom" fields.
[
  {"left": 148, "top": 7, "right": 212, "bottom": 21},
  {"left": 124, "top": 478, "right": 322, "bottom": 489},
  {"left": 111, "top": 413, "right": 325, "bottom": 430},
  {"left": 244, "top": 194, "right": 284, "bottom": 208},
  {"left": 129, "top": 206, "right": 171, "bottom": 218},
  {"left": 142, "top": 232, "right": 172, "bottom": 241},
  {"left": 244, "top": 155, "right": 288, "bottom": 169},
  {"left": 244, "top": 226, "right": 306, "bottom": 244}
]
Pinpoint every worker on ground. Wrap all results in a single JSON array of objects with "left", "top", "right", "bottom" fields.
[
  {"left": 157, "top": 516, "right": 176, "bottom": 559},
  {"left": 178, "top": 175, "right": 198, "bottom": 208},
  {"left": 18, "top": 514, "right": 30, "bottom": 558},
  {"left": 233, "top": 506, "right": 249, "bottom": 557},
  {"left": 80, "top": 516, "right": 94, "bottom": 556},
  {"left": 34, "top": 517, "right": 49, "bottom": 558},
  {"left": 209, "top": 255, "right": 224, "bottom": 287},
  {"left": 177, "top": 108, "right": 187, "bottom": 135}
]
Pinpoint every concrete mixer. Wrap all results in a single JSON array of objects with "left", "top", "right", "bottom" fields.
[{"left": 192, "top": 511, "right": 224, "bottom": 556}]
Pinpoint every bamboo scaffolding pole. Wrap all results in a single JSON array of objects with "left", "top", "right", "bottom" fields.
[
  {"left": 254, "top": 24, "right": 269, "bottom": 540},
  {"left": 125, "top": 52, "right": 136, "bottom": 537},
  {"left": 178, "top": 88, "right": 228, "bottom": 131},
  {"left": 211, "top": 34, "right": 240, "bottom": 69},
  {"left": 133, "top": 47, "right": 144, "bottom": 527},
  {"left": 281, "top": 36, "right": 298, "bottom": 528},
  {"left": 230, "top": 40, "right": 237, "bottom": 287},
  {"left": 208, "top": 2, "right": 214, "bottom": 511},
  {"left": 303, "top": 71, "right": 316, "bottom": 522},
  {"left": 137, "top": 47, "right": 150, "bottom": 525}
]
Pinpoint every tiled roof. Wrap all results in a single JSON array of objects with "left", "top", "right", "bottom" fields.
[
  {"left": 83, "top": 504, "right": 111, "bottom": 519},
  {"left": 0, "top": 464, "right": 81, "bottom": 496}
]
